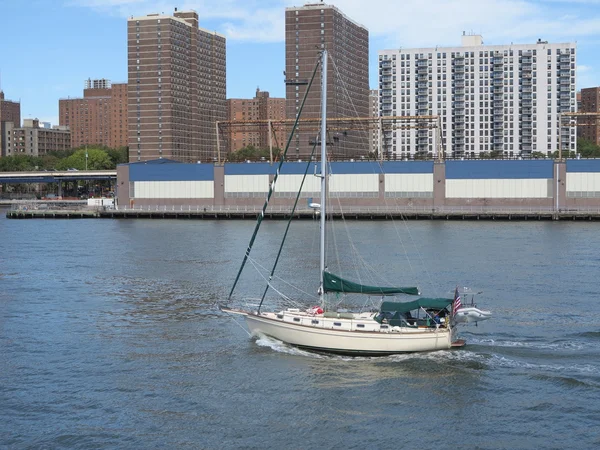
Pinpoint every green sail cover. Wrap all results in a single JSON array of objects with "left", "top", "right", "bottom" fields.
[
  {"left": 323, "top": 271, "right": 420, "bottom": 296},
  {"left": 380, "top": 298, "right": 453, "bottom": 313}
]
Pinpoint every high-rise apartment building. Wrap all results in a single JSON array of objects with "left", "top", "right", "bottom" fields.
[
  {"left": 0, "top": 90, "right": 21, "bottom": 157},
  {"left": 128, "top": 9, "right": 226, "bottom": 163},
  {"left": 578, "top": 87, "right": 600, "bottom": 146},
  {"left": 378, "top": 35, "right": 577, "bottom": 159},
  {"left": 285, "top": 3, "right": 369, "bottom": 159},
  {"left": 59, "top": 79, "right": 128, "bottom": 149},
  {"left": 227, "top": 89, "right": 286, "bottom": 154},
  {"left": 4, "top": 119, "right": 70, "bottom": 157},
  {"left": 369, "top": 89, "right": 379, "bottom": 155}
]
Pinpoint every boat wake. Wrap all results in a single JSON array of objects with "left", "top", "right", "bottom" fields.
[{"left": 469, "top": 336, "right": 590, "bottom": 351}]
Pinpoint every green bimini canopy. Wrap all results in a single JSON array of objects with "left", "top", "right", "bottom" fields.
[
  {"left": 380, "top": 298, "right": 453, "bottom": 314},
  {"left": 323, "top": 271, "right": 420, "bottom": 296}
]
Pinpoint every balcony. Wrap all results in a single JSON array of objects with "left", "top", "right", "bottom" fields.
[
  {"left": 492, "top": 56, "right": 503, "bottom": 65},
  {"left": 417, "top": 75, "right": 428, "bottom": 82},
  {"left": 417, "top": 88, "right": 428, "bottom": 96},
  {"left": 493, "top": 78, "right": 503, "bottom": 87},
  {"left": 522, "top": 78, "right": 532, "bottom": 86},
  {"left": 417, "top": 108, "right": 429, "bottom": 116},
  {"left": 493, "top": 137, "right": 504, "bottom": 145},
  {"left": 454, "top": 74, "right": 465, "bottom": 82},
  {"left": 417, "top": 67, "right": 428, "bottom": 75},
  {"left": 522, "top": 86, "right": 532, "bottom": 94},
  {"left": 454, "top": 138, "right": 465, "bottom": 146}
]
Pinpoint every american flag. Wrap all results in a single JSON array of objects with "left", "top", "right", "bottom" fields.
[{"left": 452, "top": 286, "right": 462, "bottom": 316}]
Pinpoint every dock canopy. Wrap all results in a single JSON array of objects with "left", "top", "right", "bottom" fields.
[
  {"left": 380, "top": 298, "right": 453, "bottom": 314},
  {"left": 323, "top": 271, "right": 420, "bottom": 296}
]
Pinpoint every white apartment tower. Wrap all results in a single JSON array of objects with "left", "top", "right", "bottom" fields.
[{"left": 378, "top": 35, "right": 577, "bottom": 159}]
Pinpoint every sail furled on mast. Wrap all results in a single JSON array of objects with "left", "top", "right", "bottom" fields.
[{"left": 322, "top": 271, "right": 420, "bottom": 296}]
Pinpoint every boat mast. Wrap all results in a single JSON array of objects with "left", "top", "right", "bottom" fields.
[{"left": 319, "top": 50, "right": 328, "bottom": 297}]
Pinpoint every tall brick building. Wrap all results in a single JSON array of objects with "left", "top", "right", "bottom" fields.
[
  {"left": 578, "top": 87, "right": 600, "bottom": 146},
  {"left": 128, "top": 10, "right": 226, "bottom": 163},
  {"left": 227, "top": 89, "right": 286, "bottom": 154},
  {"left": 285, "top": 3, "right": 369, "bottom": 159},
  {"left": 0, "top": 90, "right": 21, "bottom": 157},
  {"left": 59, "top": 79, "right": 128, "bottom": 149}
]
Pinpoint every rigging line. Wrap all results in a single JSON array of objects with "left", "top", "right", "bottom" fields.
[
  {"left": 329, "top": 56, "right": 370, "bottom": 142},
  {"left": 258, "top": 141, "right": 319, "bottom": 309},
  {"left": 327, "top": 164, "right": 385, "bottom": 288},
  {"left": 373, "top": 158, "right": 438, "bottom": 296},
  {"left": 228, "top": 57, "right": 321, "bottom": 301},
  {"left": 248, "top": 258, "right": 295, "bottom": 304},
  {"left": 247, "top": 255, "right": 319, "bottom": 300},
  {"left": 225, "top": 314, "right": 252, "bottom": 337}
]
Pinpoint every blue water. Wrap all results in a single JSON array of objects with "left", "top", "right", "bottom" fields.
[{"left": 1, "top": 211, "right": 599, "bottom": 449}]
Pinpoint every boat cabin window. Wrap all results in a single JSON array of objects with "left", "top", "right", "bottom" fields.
[
  {"left": 293, "top": 317, "right": 301, "bottom": 322},
  {"left": 277, "top": 314, "right": 283, "bottom": 319},
  {"left": 333, "top": 322, "right": 342, "bottom": 326},
  {"left": 356, "top": 324, "right": 365, "bottom": 328},
  {"left": 311, "top": 320, "right": 319, "bottom": 324}
]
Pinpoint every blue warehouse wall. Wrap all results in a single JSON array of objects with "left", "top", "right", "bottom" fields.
[
  {"left": 223, "top": 161, "right": 435, "bottom": 176},
  {"left": 566, "top": 160, "right": 600, "bottom": 173},
  {"left": 446, "top": 160, "right": 554, "bottom": 179},
  {"left": 128, "top": 160, "right": 214, "bottom": 181}
]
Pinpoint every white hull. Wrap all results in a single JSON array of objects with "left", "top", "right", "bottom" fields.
[{"left": 244, "top": 312, "right": 453, "bottom": 356}]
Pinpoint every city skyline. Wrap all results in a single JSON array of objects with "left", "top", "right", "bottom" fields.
[{"left": 1, "top": 0, "right": 600, "bottom": 127}]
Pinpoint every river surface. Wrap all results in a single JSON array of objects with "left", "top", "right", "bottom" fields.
[{"left": 1, "top": 210, "right": 600, "bottom": 449}]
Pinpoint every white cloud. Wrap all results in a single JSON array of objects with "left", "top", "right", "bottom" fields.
[{"left": 68, "top": 0, "right": 600, "bottom": 48}]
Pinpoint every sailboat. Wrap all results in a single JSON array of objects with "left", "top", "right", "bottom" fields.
[{"left": 221, "top": 50, "right": 491, "bottom": 356}]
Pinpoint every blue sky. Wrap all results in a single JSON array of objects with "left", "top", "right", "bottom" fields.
[{"left": 1, "top": 0, "right": 599, "bottom": 126}]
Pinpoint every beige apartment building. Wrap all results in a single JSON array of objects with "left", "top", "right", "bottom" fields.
[{"left": 4, "top": 119, "right": 70, "bottom": 156}]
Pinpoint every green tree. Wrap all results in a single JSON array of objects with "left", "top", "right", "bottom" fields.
[
  {"left": 57, "top": 148, "right": 113, "bottom": 170},
  {"left": 577, "top": 137, "right": 600, "bottom": 158}
]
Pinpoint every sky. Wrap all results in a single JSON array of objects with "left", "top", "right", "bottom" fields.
[{"left": 1, "top": 0, "right": 599, "bottom": 126}]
